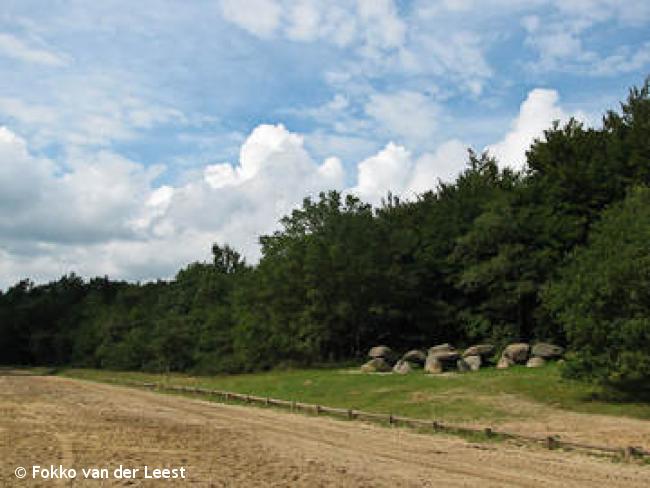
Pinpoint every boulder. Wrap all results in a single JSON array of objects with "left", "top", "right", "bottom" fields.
[
  {"left": 503, "top": 343, "right": 530, "bottom": 364},
  {"left": 526, "top": 356, "right": 546, "bottom": 368},
  {"left": 424, "top": 355, "right": 443, "bottom": 374},
  {"left": 463, "top": 355, "right": 482, "bottom": 371},
  {"left": 393, "top": 359, "right": 412, "bottom": 375},
  {"left": 462, "top": 344, "right": 495, "bottom": 358},
  {"left": 429, "top": 350, "right": 460, "bottom": 362},
  {"left": 402, "top": 349, "right": 427, "bottom": 364},
  {"left": 368, "top": 345, "right": 396, "bottom": 363},
  {"left": 457, "top": 358, "right": 470, "bottom": 372},
  {"left": 428, "top": 343, "right": 454, "bottom": 354},
  {"left": 360, "top": 357, "right": 392, "bottom": 373},
  {"left": 496, "top": 356, "right": 513, "bottom": 369},
  {"left": 531, "top": 343, "right": 564, "bottom": 359}
]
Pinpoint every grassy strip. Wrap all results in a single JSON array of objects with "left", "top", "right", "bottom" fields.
[{"left": 59, "top": 363, "right": 650, "bottom": 423}]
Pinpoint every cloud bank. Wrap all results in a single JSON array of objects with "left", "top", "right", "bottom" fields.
[{"left": 0, "top": 87, "right": 581, "bottom": 288}]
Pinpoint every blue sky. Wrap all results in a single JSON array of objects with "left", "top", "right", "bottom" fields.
[{"left": 0, "top": 0, "right": 649, "bottom": 287}]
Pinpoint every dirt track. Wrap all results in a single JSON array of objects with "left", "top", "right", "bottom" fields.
[{"left": 1, "top": 375, "right": 648, "bottom": 487}]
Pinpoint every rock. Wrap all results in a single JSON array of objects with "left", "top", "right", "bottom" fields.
[
  {"left": 503, "top": 343, "right": 530, "bottom": 364},
  {"left": 531, "top": 343, "right": 564, "bottom": 359},
  {"left": 393, "top": 359, "right": 412, "bottom": 374},
  {"left": 429, "top": 350, "right": 460, "bottom": 362},
  {"left": 496, "top": 356, "right": 513, "bottom": 369},
  {"left": 368, "top": 345, "right": 396, "bottom": 362},
  {"left": 402, "top": 349, "right": 427, "bottom": 364},
  {"left": 463, "top": 355, "right": 482, "bottom": 371},
  {"left": 457, "top": 358, "right": 470, "bottom": 372},
  {"left": 360, "top": 357, "right": 392, "bottom": 373},
  {"left": 462, "top": 344, "right": 495, "bottom": 358},
  {"left": 526, "top": 356, "right": 546, "bottom": 368},
  {"left": 428, "top": 344, "right": 460, "bottom": 363},
  {"left": 424, "top": 355, "right": 443, "bottom": 374},
  {"left": 428, "top": 343, "right": 454, "bottom": 354}
]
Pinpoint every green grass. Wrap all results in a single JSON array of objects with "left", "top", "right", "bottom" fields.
[{"left": 59, "top": 363, "right": 650, "bottom": 424}]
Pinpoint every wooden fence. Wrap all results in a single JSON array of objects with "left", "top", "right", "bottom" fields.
[{"left": 114, "top": 379, "right": 649, "bottom": 462}]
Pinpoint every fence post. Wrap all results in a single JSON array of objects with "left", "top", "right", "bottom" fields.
[
  {"left": 389, "top": 414, "right": 394, "bottom": 425},
  {"left": 291, "top": 400, "right": 296, "bottom": 412},
  {"left": 546, "top": 436, "right": 557, "bottom": 450},
  {"left": 484, "top": 427, "right": 493, "bottom": 438},
  {"left": 316, "top": 405, "right": 321, "bottom": 415},
  {"left": 624, "top": 446, "right": 637, "bottom": 462},
  {"left": 347, "top": 409, "right": 354, "bottom": 420},
  {"left": 432, "top": 421, "right": 440, "bottom": 431}
]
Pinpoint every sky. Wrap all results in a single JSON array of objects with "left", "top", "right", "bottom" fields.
[{"left": 0, "top": 0, "right": 649, "bottom": 288}]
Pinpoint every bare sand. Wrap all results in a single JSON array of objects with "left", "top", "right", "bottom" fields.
[{"left": 1, "top": 375, "right": 648, "bottom": 487}]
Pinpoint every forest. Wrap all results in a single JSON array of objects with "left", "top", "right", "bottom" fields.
[{"left": 1, "top": 80, "right": 649, "bottom": 394}]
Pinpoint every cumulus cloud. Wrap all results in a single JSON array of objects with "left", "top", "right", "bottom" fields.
[
  {"left": 405, "top": 140, "right": 468, "bottom": 195},
  {"left": 0, "top": 123, "right": 349, "bottom": 287},
  {"left": 348, "top": 139, "right": 468, "bottom": 205},
  {"left": 0, "top": 88, "right": 593, "bottom": 288},
  {"left": 0, "top": 127, "right": 162, "bottom": 246},
  {"left": 486, "top": 88, "right": 581, "bottom": 170},
  {"left": 349, "top": 143, "right": 413, "bottom": 204}
]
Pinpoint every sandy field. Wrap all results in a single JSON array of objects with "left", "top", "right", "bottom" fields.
[{"left": 1, "top": 374, "right": 648, "bottom": 487}]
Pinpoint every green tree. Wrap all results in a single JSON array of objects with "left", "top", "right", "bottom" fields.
[{"left": 544, "top": 186, "right": 650, "bottom": 392}]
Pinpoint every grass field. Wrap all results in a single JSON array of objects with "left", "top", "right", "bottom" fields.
[{"left": 60, "top": 363, "right": 650, "bottom": 424}]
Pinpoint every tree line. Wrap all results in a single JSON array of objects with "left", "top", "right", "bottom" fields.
[{"left": 1, "top": 80, "right": 649, "bottom": 393}]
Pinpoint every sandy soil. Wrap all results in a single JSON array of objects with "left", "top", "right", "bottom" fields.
[
  {"left": 468, "top": 394, "right": 650, "bottom": 451},
  {"left": 1, "top": 375, "right": 648, "bottom": 487}
]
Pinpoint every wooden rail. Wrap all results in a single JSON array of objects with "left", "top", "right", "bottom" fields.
[{"left": 113, "top": 379, "right": 649, "bottom": 461}]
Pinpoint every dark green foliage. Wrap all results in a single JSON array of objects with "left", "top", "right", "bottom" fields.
[
  {"left": 544, "top": 186, "right": 650, "bottom": 391},
  {"left": 0, "top": 79, "right": 649, "bottom": 393}
]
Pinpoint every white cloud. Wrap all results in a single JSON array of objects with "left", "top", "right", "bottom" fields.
[
  {"left": 0, "top": 32, "right": 69, "bottom": 66},
  {"left": 365, "top": 90, "right": 440, "bottom": 145},
  {"left": 523, "top": 0, "right": 650, "bottom": 75},
  {"left": 356, "top": 0, "right": 406, "bottom": 52},
  {"left": 486, "top": 88, "right": 569, "bottom": 170},
  {"left": 218, "top": 0, "right": 405, "bottom": 57},
  {"left": 0, "top": 123, "right": 352, "bottom": 287},
  {"left": 348, "top": 139, "right": 469, "bottom": 204},
  {"left": 405, "top": 140, "right": 468, "bottom": 194},
  {"left": 0, "top": 126, "right": 162, "bottom": 245},
  {"left": 0, "top": 76, "right": 186, "bottom": 150},
  {"left": 219, "top": 0, "right": 283, "bottom": 38},
  {"left": 349, "top": 142, "right": 413, "bottom": 205}
]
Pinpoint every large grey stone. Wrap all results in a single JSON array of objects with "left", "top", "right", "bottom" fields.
[
  {"left": 462, "top": 344, "right": 495, "bottom": 358},
  {"left": 428, "top": 343, "right": 454, "bottom": 354},
  {"left": 503, "top": 343, "right": 530, "bottom": 364},
  {"left": 402, "top": 349, "right": 427, "bottom": 364},
  {"left": 463, "top": 355, "right": 482, "bottom": 371},
  {"left": 393, "top": 359, "right": 413, "bottom": 374},
  {"left": 424, "top": 356, "right": 443, "bottom": 374},
  {"left": 368, "top": 345, "right": 396, "bottom": 362},
  {"left": 531, "top": 343, "right": 564, "bottom": 359},
  {"left": 526, "top": 356, "right": 546, "bottom": 368},
  {"left": 496, "top": 356, "right": 513, "bottom": 369},
  {"left": 430, "top": 350, "right": 460, "bottom": 362},
  {"left": 360, "top": 357, "right": 392, "bottom": 373}
]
